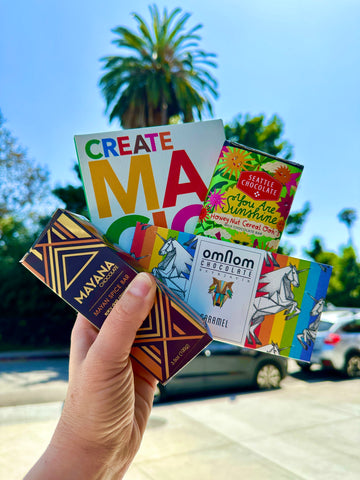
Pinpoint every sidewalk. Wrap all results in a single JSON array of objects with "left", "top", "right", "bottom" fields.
[
  {"left": 1, "top": 357, "right": 359, "bottom": 480},
  {"left": 126, "top": 381, "right": 360, "bottom": 480},
  {"left": 1, "top": 375, "right": 360, "bottom": 480}
]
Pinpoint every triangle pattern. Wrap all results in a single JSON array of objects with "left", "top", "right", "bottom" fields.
[
  {"left": 133, "top": 286, "right": 211, "bottom": 382},
  {"left": 62, "top": 251, "right": 99, "bottom": 290},
  {"left": 21, "top": 209, "right": 212, "bottom": 384}
]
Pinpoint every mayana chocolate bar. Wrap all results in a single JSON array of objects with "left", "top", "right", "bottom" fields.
[
  {"left": 194, "top": 141, "right": 304, "bottom": 252},
  {"left": 20, "top": 209, "right": 212, "bottom": 384}
]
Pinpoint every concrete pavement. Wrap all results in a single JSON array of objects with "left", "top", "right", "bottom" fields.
[
  {"left": 127, "top": 374, "right": 360, "bottom": 480},
  {"left": 0, "top": 360, "right": 359, "bottom": 479},
  {"left": 0, "top": 357, "right": 68, "bottom": 407}
]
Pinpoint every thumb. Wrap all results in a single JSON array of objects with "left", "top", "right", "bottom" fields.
[{"left": 91, "top": 272, "right": 156, "bottom": 365}]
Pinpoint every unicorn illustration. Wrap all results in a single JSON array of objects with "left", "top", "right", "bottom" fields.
[
  {"left": 256, "top": 341, "right": 291, "bottom": 356},
  {"left": 297, "top": 295, "right": 325, "bottom": 350},
  {"left": 151, "top": 235, "right": 194, "bottom": 299},
  {"left": 246, "top": 263, "right": 308, "bottom": 346}
]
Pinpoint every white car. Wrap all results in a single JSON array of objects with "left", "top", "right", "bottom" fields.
[{"left": 299, "top": 309, "right": 360, "bottom": 378}]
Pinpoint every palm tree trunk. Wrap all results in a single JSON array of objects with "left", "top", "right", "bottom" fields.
[{"left": 160, "top": 91, "right": 168, "bottom": 125}]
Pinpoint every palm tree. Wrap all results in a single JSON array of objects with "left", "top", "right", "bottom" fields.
[
  {"left": 338, "top": 208, "right": 358, "bottom": 246},
  {"left": 99, "top": 5, "right": 218, "bottom": 128}
]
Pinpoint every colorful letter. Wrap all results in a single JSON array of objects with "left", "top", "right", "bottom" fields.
[
  {"left": 89, "top": 156, "right": 160, "bottom": 218},
  {"left": 85, "top": 139, "right": 102, "bottom": 160},
  {"left": 159, "top": 131, "right": 173, "bottom": 150},
  {"left": 162, "top": 150, "right": 208, "bottom": 208},
  {"left": 144, "top": 133, "right": 159, "bottom": 151},
  {"left": 105, "top": 214, "right": 150, "bottom": 246},
  {"left": 171, "top": 204, "right": 202, "bottom": 232},
  {"left": 117, "top": 136, "right": 132, "bottom": 155},
  {"left": 134, "top": 135, "right": 151, "bottom": 154},
  {"left": 102, "top": 138, "right": 119, "bottom": 158}
]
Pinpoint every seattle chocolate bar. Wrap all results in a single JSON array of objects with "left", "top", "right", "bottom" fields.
[
  {"left": 194, "top": 141, "right": 304, "bottom": 252},
  {"left": 20, "top": 209, "right": 212, "bottom": 384}
]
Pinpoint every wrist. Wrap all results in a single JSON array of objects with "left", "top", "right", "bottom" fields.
[{"left": 25, "top": 420, "right": 129, "bottom": 480}]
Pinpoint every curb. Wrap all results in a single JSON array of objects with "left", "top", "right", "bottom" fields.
[{"left": 0, "top": 350, "right": 69, "bottom": 362}]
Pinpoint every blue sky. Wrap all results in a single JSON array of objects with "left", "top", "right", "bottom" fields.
[{"left": 1, "top": 0, "right": 359, "bottom": 256}]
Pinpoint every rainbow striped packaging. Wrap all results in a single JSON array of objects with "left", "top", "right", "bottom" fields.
[{"left": 128, "top": 223, "right": 332, "bottom": 362}]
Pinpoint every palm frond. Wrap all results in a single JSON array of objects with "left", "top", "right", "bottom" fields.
[
  {"left": 111, "top": 26, "right": 147, "bottom": 51},
  {"left": 165, "top": 11, "right": 192, "bottom": 44},
  {"left": 99, "top": 6, "right": 218, "bottom": 127},
  {"left": 132, "top": 12, "right": 154, "bottom": 47}
]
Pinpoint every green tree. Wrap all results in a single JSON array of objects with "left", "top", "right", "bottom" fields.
[
  {"left": 52, "top": 164, "right": 88, "bottom": 217},
  {"left": 338, "top": 208, "right": 357, "bottom": 247},
  {"left": 225, "top": 113, "right": 310, "bottom": 243},
  {"left": 305, "top": 238, "right": 360, "bottom": 307},
  {"left": 224, "top": 114, "right": 293, "bottom": 159},
  {"left": 0, "top": 110, "right": 51, "bottom": 224},
  {"left": 284, "top": 202, "right": 311, "bottom": 236},
  {"left": 0, "top": 215, "right": 74, "bottom": 351},
  {"left": 99, "top": 5, "right": 218, "bottom": 128},
  {"left": 0, "top": 114, "right": 75, "bottom": 351}
]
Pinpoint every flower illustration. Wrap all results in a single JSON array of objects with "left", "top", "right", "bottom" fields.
[
  {"left": 273, "top": 165, "right": 291, "bottom": 185},
  {"left": 276, "top": 192, "right": 292, "bottom": 218},
  {"left": 276, "top": 218, "right": 286, "bottom": 232},
  {"left": 218, "top": 146, "right": 253, "bottom": 179},
  {"left": 198, "top": 206, "right": 211, "bottom": 223},
  {"left": 285, "top": 171, "right": 302, "bottom": 194},
  {"left": 207, "top": 188, "right": 226, "bottom": 211}
]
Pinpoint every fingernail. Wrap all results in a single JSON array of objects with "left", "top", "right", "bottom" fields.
[{"left": 127, "top": 272, "right": 153, "bottom": 298}]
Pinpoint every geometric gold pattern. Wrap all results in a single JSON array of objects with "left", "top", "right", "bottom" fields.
[
  {"left": 62, "top": 251, "right": 99, "bottom": 290},
  {"left": 133, "top": 281, "right": 212, "bottom": 382},
  {"left": 21, "top": 209, "right": 212, "bottom": 384}
]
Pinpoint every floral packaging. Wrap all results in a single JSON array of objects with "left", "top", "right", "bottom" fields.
[{"left": 194, "top": 141, "right": 304, "bottom": 252}]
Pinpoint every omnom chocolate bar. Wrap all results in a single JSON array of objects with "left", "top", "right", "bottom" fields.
[
  {"left": 128, "top": 223, "right": 333, "bottom": 363},
  {"left": 20, "top": 209, "right": 212, "bottom": 384}
]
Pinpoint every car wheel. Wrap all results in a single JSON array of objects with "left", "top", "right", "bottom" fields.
[
  {"left": 345, "top": 353, "right": 360, "bottom": 378},
  {"left": 255, "top": 363, "right": 282, "bottom": 389}
]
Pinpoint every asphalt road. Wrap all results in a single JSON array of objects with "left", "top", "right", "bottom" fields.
[
  {"left": 0, "top": 359, "right": 359, "bottom": 479},
  {"left": 0, "top": 357, "right": 69, "bottom": 407}
]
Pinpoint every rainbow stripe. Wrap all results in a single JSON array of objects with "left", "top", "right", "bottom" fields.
[
  {"left": 247, "top": 253, "right": 331, "bottom": 360},
  {"left": 130, "top": 223, "right": 332, "bottom": 362}
]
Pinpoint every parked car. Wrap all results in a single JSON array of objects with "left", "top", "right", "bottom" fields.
[
  {"left": 298, "top": 309, "right": 360, "bottom": 378},
  {"left": 154, "top": 341, "right": 288, "bottom": 402}
]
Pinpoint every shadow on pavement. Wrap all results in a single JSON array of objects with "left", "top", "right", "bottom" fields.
[
  {"left": 289, "top": 367, "right": 350, "bottom": 383},
  {"left": 153, "top": 384, "right": 271, "bottom": 406},
  {"left": 0, "top": 358, "right": 69, "bottom": 386}
]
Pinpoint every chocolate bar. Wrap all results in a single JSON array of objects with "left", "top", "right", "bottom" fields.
[
  {"left": 20, "top": 209, "right": 212, "bottom": 384},
  {"left": 129, "top": 222, "right": 332, "bottom": 363},
  {"left": 194, "top": 141, "right": 304, "bottom": 252}
]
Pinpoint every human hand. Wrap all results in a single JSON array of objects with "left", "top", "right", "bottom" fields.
[{"left": 25, "top": 272, "right": 157, "bottom": 480}]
